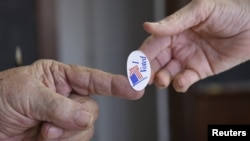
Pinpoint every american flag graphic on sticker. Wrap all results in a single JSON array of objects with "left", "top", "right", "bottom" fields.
[
  {"left": 129, "top": 65, "right": 143, "bottom": 86},
  {"left": 127, "top": 50, "right": 151, "bottom": 91}
]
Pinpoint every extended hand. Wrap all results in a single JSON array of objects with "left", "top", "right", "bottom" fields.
[
  {"left": 140, "top": 0, "right": 250, "bottom": 92},
  {"left": 0, "top": 59, "right": 143, "bottom": 141}
]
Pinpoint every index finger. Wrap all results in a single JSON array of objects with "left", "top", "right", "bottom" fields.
[{"left": 65, "top": 65, "right": 144, "bottom": 100}]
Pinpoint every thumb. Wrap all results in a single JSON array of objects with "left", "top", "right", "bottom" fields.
[
  {"left": 143, "top": 0, "right": 213, "bottom": 36},
  {"left": 30, "top": 86, "right": 93, "bottom": 130}
]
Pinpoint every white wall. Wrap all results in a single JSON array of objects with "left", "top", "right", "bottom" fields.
[{"left": 55, "top": 0, "right": 169, "bottom": 141}]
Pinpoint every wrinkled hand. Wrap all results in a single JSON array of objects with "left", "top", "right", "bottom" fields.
[
  {"left": 0, "top": 59, "right": 143, "bottom": 141},
  {"left": 140, "top": 0, "right": 250, "bottom": 92}
]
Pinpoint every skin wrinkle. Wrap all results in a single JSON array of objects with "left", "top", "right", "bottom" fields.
[
  {"left": 155, "top": 48, "right": 172, "bottom": 69},
  {"left": 173, "top": 30, "right": 214, "bottom": 78},
  {"left": 171, "top": 39, "right": 189, "bottom": 70},
  {"left": 77, "top": 66, "right": 91, "bottom": 96},
  {"left": 7, "top": 108, "right": 35, "bottom": 129},
  {"left": 204, "top": 32, "right": 249, "bottom": 73},
  {"left": 50, "top": 63, "right": 71, "bottom": 96},
  {"left": 86, "top": 68, "right": 94, "bottom": 96},
  {"left": 168, "top": 33, "right": 174, "bottom": 74},
  {"left": 236, "top": 30, "right": 250, "bottom": 61},
  {"left": 110, "top": 76, "right": 117, "bottom": 98},
  {"left": 204, "top": 2, "right": 246, "bottom": 37},
  {"left": 66, "top": 65, "right": 89, "bottom": 96},
  {"left": 145, "top": 35, "right": 168, "bottom": 61},
  {"left": 242, "top": 2, "right": 250, "bottom": 30},
  {"left": 54, "top": 72, "right": 71, "bottom": 96},
  {"left": 154, "top": 36, "right": 174, "bottom": 86},
  {"left": 103, "top": 73, "right": 113, "bottom": 97},
  {"left": 1, "top": 68, "right": 38, "bottom": 134},
  {"left": 0, "top": 86, "right": 15, "bottom": 138},
  {"left": 155, "top": 57, "right": 163, "bottom": 72},
  {"left": 0, "top": 113, "right": 10, "bottom": 137},
  {"left": 0, "top": 110, "right": 34, "bottom": 138},
  {"left": 218, "top": 11, "right": 235, "bottom": 35},
  {"left": 199, "top": 38, "right": 218, "bottom": 76},
  {"left": 92, "top": 70, "right": 110, "bottom": 96},
  {"left": 90, "top": 71, "right": 97, "bottom": 95},
  {"left": 51, "top": 63, "right": 59, "bottom": 89},
  {"left": 151, "top": 59, "right": 161, "bottom": 74},
  {"left": 190, "top": 1, "right": 214, "bottom": 35},
  {"left": 147, "top": 38, "right": 172, "bottom": 84},
  {"left": 45, "top": 67, "right": 56, "bottom": 92},
  {"left": 35, "top": 61, "right": 56, "bottom": 93},
  {"left": 186, "top": 30, "right": 216, "bottom": 77},
  {"left": 150, "top": 36, "right": 164, "bottom": 60}
]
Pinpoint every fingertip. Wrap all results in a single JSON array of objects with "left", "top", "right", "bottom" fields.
[
  {"left": 41, "top": 123, "right": 64, "bottom": 139},
  {"left": 122, "top": 89, "right": 145, "bottom": 100},
  {"left": 74, "top": 110, "right": 93, "bottom": 129},
  {"left": 143, "top": 21, "right": 161, "bottom": 34},
  {"left": 131, "top": 89, "right": 145, "bottom": 100},
  {"left": 109, "top": 74, "right": 144, "bottom": 100},
  {"left": 120, "top": 89, "right": 145, "bottom": 100},
  {"left": 154, "top": 70, "right": 171, "bottom": 89},
  {"left": 143, "top": 22, "right": 152, "bottom": 30},
  {"left": 172, "top": 69, "right": 201, "bottom": 93},
  {"left": 172, "top": 77, "right": 189, "bottom": 93}
]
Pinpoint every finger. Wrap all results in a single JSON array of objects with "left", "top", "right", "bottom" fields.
[
  {"left": 40, "top": 123, "right": 64, "bottom": 140},
  {"left": 143, "top": 1, "right": 212, "bottom": 36},
  {"left": 39, "top": 123, "right": 94, "bottom": 141},
  {"left": 30, "top": 87, "right": 94, "bottom": 130},
  {"left": 154, "top": 70, "right": 172, "bottom": 89},
  {"left": 154, "top": 59, "right": 182, "bottom": 88},
  {"left": 33, "top": 60, "right": 144, "bottom": 100},
  {"left": 64, "top": 65, "right": 144, "bottom": 100},
  {"left": 148, "top": 48, "right": 172, "bottom": 84},
  {"left": 172, "top": 69, "right": 200, "bottom": 92}
]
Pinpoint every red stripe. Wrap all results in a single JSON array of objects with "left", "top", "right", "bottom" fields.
[{"left": 130, "top": 65, "right": 143, "bottom": 79}]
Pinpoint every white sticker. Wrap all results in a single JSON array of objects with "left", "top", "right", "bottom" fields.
[{"left": 127, "top": 50, "right": 151, "bottom": 91}]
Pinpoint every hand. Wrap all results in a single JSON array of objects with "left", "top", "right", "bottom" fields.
[
  {"left": 0, "top": 59, "right": 143, "bottom": 141},
  {"left": 139, "top": 0, "right": 250, "bottom": 92}
]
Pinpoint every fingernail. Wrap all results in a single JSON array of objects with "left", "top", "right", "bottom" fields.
[
  {"left": 74, "top": 110, "right": 92, "bottom": 128},
  {"left": 47, "top": 125, "right": 63, "bottom": 139}
]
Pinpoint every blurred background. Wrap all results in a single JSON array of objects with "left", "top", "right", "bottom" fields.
[{"left": 1, "top": 0, "right": 250, "bottom": 141}]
